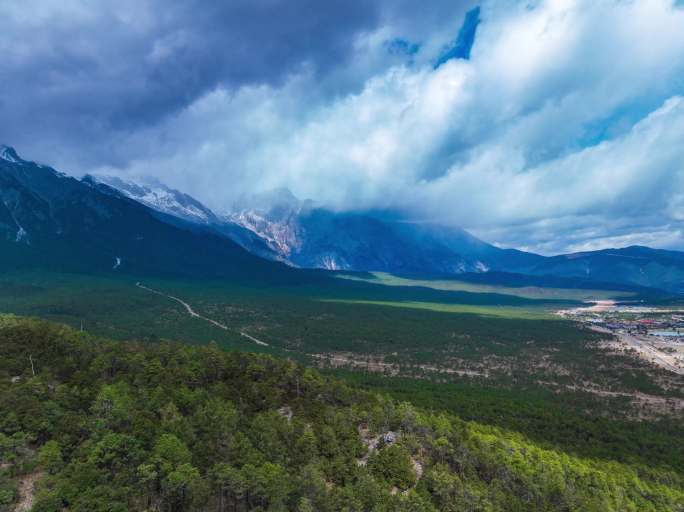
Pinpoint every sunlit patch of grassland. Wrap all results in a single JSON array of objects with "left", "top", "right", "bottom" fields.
[
  {"left": 339, "top": 271, "right": 634, "bottom": 301},
  {"left": 319, "top": 298, "right": 554, "bottom": 319}
]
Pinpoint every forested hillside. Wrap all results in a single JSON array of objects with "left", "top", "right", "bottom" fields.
[{"left": 0, "top": 315, "right": 682, "bottom": 512}]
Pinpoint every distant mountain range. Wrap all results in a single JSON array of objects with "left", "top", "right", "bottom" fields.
[
  {"left": 225, "top": 191, "right": 684, "bottom": 292},
  {"left": 0, "top": 145, "right": 294, "bottom": 282},
  {"left": 224, "top": 188, "right": 545, "bottom": 274},
  {"left": 88, "top": 174, "right": 279, "bottom": 261},
  {"left": 3, "top": 145, "right": 684, "bottom": 292},
  {"left": 528, "top": 246, "right": 684, "bottom": 293}
]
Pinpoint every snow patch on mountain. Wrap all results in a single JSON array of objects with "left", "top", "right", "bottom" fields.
[
  {"left": 89, "top": 175, "right": 216, "bottom": 224},
  {"left": 227, "top": 209, "right": 302, "bottom": 258},
  {"left": 318, "top": 254, "right": 349, "bottom": 271},
  {"left": 15, "top": 225, "right": 27, "bottom": 243},
  {"left": 225, "top": 190, "right": 310, "bottom": 259},
  {"left": 0, "top": 145, "right": 21, "bottom": 163}
]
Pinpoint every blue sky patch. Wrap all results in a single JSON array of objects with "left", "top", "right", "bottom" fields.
[
  {"left": 385, "top": 38, "right": 420, "bottom": 57},
  {"left": 434, "top": 6, "right": 481, "bottom": 68}
]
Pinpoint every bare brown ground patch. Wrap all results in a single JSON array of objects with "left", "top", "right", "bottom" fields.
[
  {"left": 309, "top": 352, "right": 487, "bottom": 378},
  {"left": 14, "top": 470, "right": 43, "bottom": 512}
]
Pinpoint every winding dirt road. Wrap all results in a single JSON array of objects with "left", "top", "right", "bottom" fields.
[{"left": 135, "top": 282, "right": 269, "bottom": 347}]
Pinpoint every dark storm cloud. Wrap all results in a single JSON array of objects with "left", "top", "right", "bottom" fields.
[
  {"left": 0, "top": 0, "right": 385, "bottom": 166},
  {"left": 0, "top": 0, "right": 475, "bottom": 170}
]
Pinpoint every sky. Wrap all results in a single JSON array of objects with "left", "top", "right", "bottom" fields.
[{"left": 2, "top": 0, "right": 684, "bottom": 254}]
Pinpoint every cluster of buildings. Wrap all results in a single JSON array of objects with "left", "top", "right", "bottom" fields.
[{"left": 562, "top": 305, "right": 684, "bottom": 341}]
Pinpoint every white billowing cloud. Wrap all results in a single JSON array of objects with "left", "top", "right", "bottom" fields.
[
  {"left": 95, "top": 0, "right": 684, "bottom": 253},
  {"left": 420, "top": 96, "right": 684, "bottom": 223}
]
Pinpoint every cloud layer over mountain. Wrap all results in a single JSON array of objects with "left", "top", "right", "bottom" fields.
[{"left": 2, "top": 0, "right": 683, "bottom": 253}]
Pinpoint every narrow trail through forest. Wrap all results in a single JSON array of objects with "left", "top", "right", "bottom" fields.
[{"left": 135, "top": 282, "right": 270, "bottom": 346}]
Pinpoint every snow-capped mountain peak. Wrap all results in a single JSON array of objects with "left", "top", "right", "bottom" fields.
[
  {"left": 0, "top": 145, "right": 22, "bottom": 163},
  {"left": 225, "top": 189, "right": 508, "bottom": 274},
  {"left": 227, "top": 208, "right": 302, "bottom": 258},
  {"left": 224, "top": 189, "right": 310, "bottom": 257},
  {"left": 87, "top": 175, "right": 217, "bottom": 225}
]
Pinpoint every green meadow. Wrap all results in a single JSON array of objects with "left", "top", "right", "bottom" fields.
[
  {"left": 339, "top": 271, "right": 635, "bottom": 301},
  {"left": 318, "top": 298, "right": 553, "bottom": 319}
]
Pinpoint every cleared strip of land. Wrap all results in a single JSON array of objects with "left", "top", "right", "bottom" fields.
[{"left": 607, "top": 331, "right": 683, "bottom": 376}]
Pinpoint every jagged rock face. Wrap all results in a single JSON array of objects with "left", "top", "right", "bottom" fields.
[{"left": 228, "top": 208, "right": 303, "bottom": 260}]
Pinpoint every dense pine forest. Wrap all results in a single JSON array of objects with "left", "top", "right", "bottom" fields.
[{"left": 0, "top": 314, "right": 682, "bottom": 511}]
